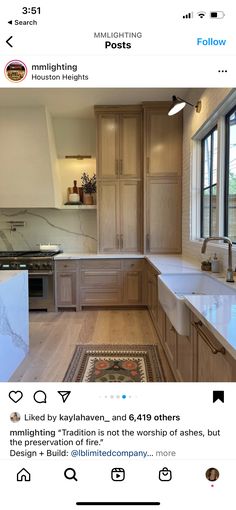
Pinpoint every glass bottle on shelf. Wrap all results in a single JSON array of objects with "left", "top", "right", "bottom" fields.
[{"left": 72, "top": 180, "right": 79, "bottom": 194}]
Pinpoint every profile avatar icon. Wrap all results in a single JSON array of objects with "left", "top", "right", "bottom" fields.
[
  {"left": 5, "top": 60, "right": 27, "bottom": 82},
  {"left": 205, "top": 467, "right": 220, "bottom": 482},
  {"left": 10, "top": 412, "right": 21, "bottom": 423}
]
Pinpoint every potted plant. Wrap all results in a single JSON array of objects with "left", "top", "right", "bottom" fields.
[{"left": 81, "top": 172, "right": 96, "bottom": 205}]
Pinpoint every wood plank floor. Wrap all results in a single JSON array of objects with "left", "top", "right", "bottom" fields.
[{"left": 10, "top": 309, "right": 175, "bottom": 382}]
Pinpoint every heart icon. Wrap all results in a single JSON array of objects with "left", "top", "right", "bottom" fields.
[{"left": 9, "top": 391, "right": 23, "bottom": 403}]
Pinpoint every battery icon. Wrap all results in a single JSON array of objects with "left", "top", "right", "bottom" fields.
[{"left": 210, "top": 11, "right": 225, "bottom": 18}]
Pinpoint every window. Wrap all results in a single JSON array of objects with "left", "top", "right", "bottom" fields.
[
  {"left": 200, "top": 127, "right": 218, "bottom": 238},
  {"left": 225, "top": 107, "right": 236, "bottom": 243}
]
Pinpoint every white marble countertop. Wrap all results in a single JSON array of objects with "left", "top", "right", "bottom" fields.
[
  {"left": 54, "top": 252, "right": 144, "bottom": 260},
  {"left": 146, "top": 255, "right": 200, "bottom": 274},
  {"left": 0, "top": 270, "right": 27, "bottom": 283},
  {"left": 185, "top": 294, "right": 236, "bottom": 359},
  {"left": 0, "top": 270, "right": 29, "bottom": 381}
]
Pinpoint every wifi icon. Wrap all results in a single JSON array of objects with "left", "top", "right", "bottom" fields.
[{"left": 197, "top": 11, "right": 206, "bottom": 18}]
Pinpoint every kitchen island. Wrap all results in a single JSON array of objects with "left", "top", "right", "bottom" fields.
[{"left": 0, "top": 271, "right": 29, "bottom": 381}]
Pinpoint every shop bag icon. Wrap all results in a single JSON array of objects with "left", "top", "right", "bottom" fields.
[{"left": 159, "top": 467, "right": 172, "bottom": 482}]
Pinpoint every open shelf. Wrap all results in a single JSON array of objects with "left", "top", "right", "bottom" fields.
[{"left": 61, "top": 204, "right": 97, "bottom": 210}]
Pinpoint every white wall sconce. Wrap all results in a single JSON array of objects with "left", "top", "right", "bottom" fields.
[{"left": 168, "top": 95, "right": 202, "bottom": 116}]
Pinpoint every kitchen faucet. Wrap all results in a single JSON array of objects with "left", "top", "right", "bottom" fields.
[{"left": 201, "top": 236, "right": 234, "bottom": 283}]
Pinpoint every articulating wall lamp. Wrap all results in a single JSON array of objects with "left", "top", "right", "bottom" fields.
[{"left": 168, "top": 95, "right": 202, "bottom": 116}]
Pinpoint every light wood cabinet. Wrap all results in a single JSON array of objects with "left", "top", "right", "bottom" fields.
[
  {"left": 79, "top": 258, "right": 122, "bottom": 307},
  {"left": 144, "top": 102, "right": 182, "bottom": 254},
  {"left": 164, "top": 316, "right": 177, "bottom": 371},
  {"left": 98, "top": 181, "right": 120, "bottom": 252},
  {"left": 96, "top": 106, "right": 142, "bottom": 254},
  {"left": 96, "top": 109, "right": 142, "bottom": 180},
  {"left": 192, "top": 315, "right": 236, "bottom": 382},
  {"left": 175, "top": 333, "right": 194, "bottom": 382},
  {"left": 98, "top": 180, "right": 142, "bottom": 253},
  {"left": 79, "top": 258, "right": 144, "bottom": 308},
  {"left": 120, "top": 115, "right": 141, "bottom": 178},
  {"left": 55, "top": 260, "right": 78, "bottom": 310},
  {"left": 97, "top": 114, "right": 118, "bottom": 179},
  {"left": 146, "top": 177, "right": 181, "bottom": 253},
  {"left": 123, "top": 259, "right": 144, "bottom": 305},
  {"left": 145, "top": 108, "right": 182, "bottom": 176},
  {"left": 56, "top": 272, "right": 77, "bottom": 308},
  {"left": 146, "top": 264, "right": 158, "bottom": 327},
  {"left": 119, "top": 181, "right": 142, "bottom": 252}
]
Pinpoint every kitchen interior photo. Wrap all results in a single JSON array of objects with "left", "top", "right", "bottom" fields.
[{"left": 0, "top": 87, "right": 236, "bottom": 383}]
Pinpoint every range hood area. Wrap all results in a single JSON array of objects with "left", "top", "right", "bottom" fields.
[{"left": 0, "top": 106, "right": 61, "bottom": 208}]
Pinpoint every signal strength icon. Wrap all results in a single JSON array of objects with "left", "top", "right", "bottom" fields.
[
  {"left": 197, "top": 11, "right": 206, "bottom": 18},
  {"left": 183, "top": 12, "right": 193, "bottom": 19}
]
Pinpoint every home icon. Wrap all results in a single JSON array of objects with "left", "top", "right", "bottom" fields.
[{"left": 17, "top": 468, "right": 31, "bottom": 482}]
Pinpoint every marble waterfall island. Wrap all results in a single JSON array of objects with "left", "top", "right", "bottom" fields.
[{"left": 0, "top": 271, "right": 29, "bottom": 381}]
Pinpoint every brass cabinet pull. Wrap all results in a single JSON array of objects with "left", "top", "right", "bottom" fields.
[
  {"left": 116, "top": 234, "right": 120, "bottom": 249},
  {"left": 191, "top": 321, "right": 225, "bottom": 355},
  {"left": 115, "top": 159, "right": 119, "bottom": 176},
  {"left": 146, "top": 233, "right": 150, "bottom": 251},
  {"left": 146, "top": 157, "right": 150, "bottom": 173},
  {"left": 120, "top": 234, "right": 123, "bottom": 249},
  {"left": 120, "top": 159, "right": 123, "bottom": 175}
]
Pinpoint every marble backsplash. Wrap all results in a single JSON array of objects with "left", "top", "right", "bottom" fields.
[{"left": 0, "top": 208, "right": 97, "bottom": 253}]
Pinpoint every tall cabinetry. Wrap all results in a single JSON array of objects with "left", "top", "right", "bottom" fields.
[
  {"left": 143, "top": 103, "right": 182, "bottom": 253},
  {"left": 95, "top": 106, "right": 142, "bottom": 253}
]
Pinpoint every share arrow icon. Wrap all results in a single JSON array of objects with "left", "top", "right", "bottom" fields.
[{"left": 58, "top": 391, "right": 71, "bottom": 403}]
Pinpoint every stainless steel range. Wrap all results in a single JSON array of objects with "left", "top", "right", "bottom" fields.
[{"left": 0, "top": 251, "right": 60, "bottom": 311}]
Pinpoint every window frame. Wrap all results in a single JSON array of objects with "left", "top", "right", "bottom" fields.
[
  {"left": 224, "top": 105, "right": 236, "bottom": 243},
  {"left": 200, "top": 126, "right": 218, "bottom": 239}
]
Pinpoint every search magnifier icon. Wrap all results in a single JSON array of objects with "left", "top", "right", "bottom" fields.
[{"left": 64, "top": 468, "right": 78, "bottom": 482}]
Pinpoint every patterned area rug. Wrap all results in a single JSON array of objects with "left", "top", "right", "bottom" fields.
[{"left": 63, "top": 344, "right": 165, "bottom": 382}]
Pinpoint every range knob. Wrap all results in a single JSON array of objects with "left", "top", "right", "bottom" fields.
[{"left": 34, "top": 263, "right": 40, "bottom": 269}]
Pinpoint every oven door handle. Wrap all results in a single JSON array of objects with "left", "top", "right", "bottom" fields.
[{"left": 29, "top": 272, "right": 53, "bottom": 276}]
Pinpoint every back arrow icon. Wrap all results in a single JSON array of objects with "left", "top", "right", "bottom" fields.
[{"left": 6, "top": 36, "right": 13, "bottom": 47}]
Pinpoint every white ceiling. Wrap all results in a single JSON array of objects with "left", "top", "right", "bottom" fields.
[{"left": 0, "top": 88, "right": 191, "bottom": 118}]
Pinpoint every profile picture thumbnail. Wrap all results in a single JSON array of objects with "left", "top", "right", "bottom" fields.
[
  {"left": 10, "top": 412, "right": 21, "bottom": 423},
  {"left": 205, "top": 467, "right": 220, "bottom": 482},
  {"left": 5, "top": 60, "right": 27, "bottom": 82}
]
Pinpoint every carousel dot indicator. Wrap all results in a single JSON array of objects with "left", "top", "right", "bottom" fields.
[{"left": 122, "top": 394, "right": 127, "bottom": 399}]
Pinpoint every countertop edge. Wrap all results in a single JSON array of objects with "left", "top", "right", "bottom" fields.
[{"left": 184, "top": 297, "right": 236, "bottom": 360}]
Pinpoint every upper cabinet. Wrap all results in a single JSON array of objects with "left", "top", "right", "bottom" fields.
[
  {"left": 0, "top": 106, "right": 61, "bottom": 208},
  {"left": 144, "top": 102, "right": 183, "bottom": 254},
  {"left": 96, "top": 106, "right": 142, "bottom": 179},
  {"left": 95, "top": 106, "right": 142, "bottom": 253},
  {"left": 144, "top": 103, "right": 182, "bottom": 176}
]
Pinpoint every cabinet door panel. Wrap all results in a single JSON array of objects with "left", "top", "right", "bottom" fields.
[
  {"left": 99, "top": 181, "right": 119, "bottom": 253},
  {"left": 191, "top": 315, "right": 236, "bottom": 382},
  {"left": 120, "top": 115, "right": 141, "bottom": 178},
  {"left": 176, "top": 334, "right": 193, "bottom": 382},
  {"left": 56, "top": 272, "right": 76, "bottom": 307},
  {"left": 124, "top": 271, "right": 142, "bottom": 304},
  {"left": 98, "top": 115, "right": 118, "bottom": 178},
  {"left": 164, "top": 316, "right": 177, "bottom": 371},
  {"left": 147, "top": 112, "right": 182, "bottom": 175},
  {"left": 80, "top": 289, "right": 122, "bottom": 306},
  {"left": 80, "top": 270, "right": 121, "bottom": 287},
  {"left": 120, "top": 180, "right": 141, "bottom": 252},
  {"left": 147, "top": 178, "right": 181, "bottom": 253}
]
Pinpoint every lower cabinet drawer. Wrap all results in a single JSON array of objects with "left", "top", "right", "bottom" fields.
[
  {"left": 80, "top": 270, "right": 121, "bottom": 287},
  {"left": 80, "top": 289, "right": 122, "bottom": 306},
  {"left": 80, "top": 259, "right": 122, "bottom": 270}
]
